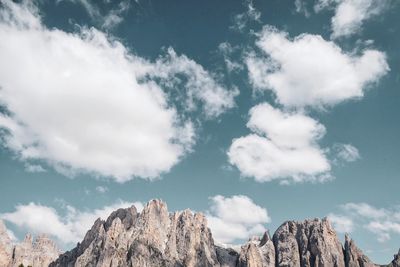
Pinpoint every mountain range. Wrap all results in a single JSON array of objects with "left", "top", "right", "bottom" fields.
[{"left": 1, "top": 199, "right": 399, "bottom": 267}]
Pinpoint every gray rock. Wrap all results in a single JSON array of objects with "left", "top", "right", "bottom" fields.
[{"left": 273, "top": 218, "right": 345, "bottom": 267}]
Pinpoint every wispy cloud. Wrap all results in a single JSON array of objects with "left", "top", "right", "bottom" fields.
[{"left": 329, "top": 203, "right": 400, "bottom": 242}]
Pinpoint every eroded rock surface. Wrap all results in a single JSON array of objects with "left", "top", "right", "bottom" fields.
[{"left": 273, "top": 218, "right": 345, "bottom": 267}]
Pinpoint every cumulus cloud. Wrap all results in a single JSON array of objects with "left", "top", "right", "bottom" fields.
[
  {"left": 228, "top": 103, "right": 331, "bottom": 183},
  {"left": 246, "top": 26, "right": 389, "bottom": 109},
  {"left": 329, "top": 203, "right": 400, "bottom": 242},
  {"left": 206, "top": 195, "right": 270, "bottom": 244},
  {"left": 315, "top": 0, "right": 391, "bottom": 38},
  {"left": 0, "top": 1, "right": 236, "bottom": 182},
  {"left": 1, "top": 200, "right": 143, "bottom": 245}
]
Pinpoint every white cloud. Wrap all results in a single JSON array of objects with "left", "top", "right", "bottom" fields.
[
  {"left": 246, "top": 26, "right": 389, "bottom": 109},
  {"left": 206, "top": 195, "right": 270, "bottom": 244},
  {"left": 334, "top": 143, "right": 360, "bottom": 162},
  {"left": 315, "top": 0, "right": 391, "bottom": 38},
  {"left": 330, "top": 203, "right": 400, "bottom": 242},
  {"left": 228, "top": 103, "right": 331, "bottom": 183},
  {"left": 0, "top": 200, "right": 143, "bottom": 245},
  {"left": 0, "top": 1, "right": 236, "bottom": 182},
  {"left": 328, "top": 213, "right": 354, "bottom": 233}
]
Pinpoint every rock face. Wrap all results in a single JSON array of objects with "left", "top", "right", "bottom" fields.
[
  {"left": 273, "top": 218, "right": 345, "bottom": 267},
  {"left": 0, "top": 220, "right": 60, "bottom": 267},
  {"left": 45, "top": 199, "right": 400, "bottom": 267}
]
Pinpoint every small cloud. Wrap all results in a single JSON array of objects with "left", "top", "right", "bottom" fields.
[
  {"left": 314, "top": 0, "right": 392, "bottom": 38},
  {"left": 206, "top": 195, "right": 270, "bottom": 244},
  {"left": 227, "top": 103, "right": 331, "bottom": 184},
  {"left": 333, "top": 143, "right": 360, "bottom": 163}
]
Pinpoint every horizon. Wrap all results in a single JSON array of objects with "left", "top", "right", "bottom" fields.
[{"left": 0, "top": 0, "right": 399, "bottom": 264}]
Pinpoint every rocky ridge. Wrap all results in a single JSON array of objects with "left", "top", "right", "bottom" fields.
[
  {"left": 49, "top": 199, "right": 399, "bottom": 267},
  {"left": 0, "top": 220, "right": 60, "bottom": 267}
]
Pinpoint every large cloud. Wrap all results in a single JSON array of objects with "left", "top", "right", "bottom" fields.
[
  {"left": 315, "top": 0, "right": 391, "bottom": 38},
  {"left": 1, "top": 201, "right": 143, "bottom": 245},
  {"left": 0, "top": 1, "right": 237, "bottom": 182},
  {"left": 246, "top": 26, "right": 389, "bottom": 109},
  {"left": 228, "top": 103, "right": 331, "bottom": 183},
  {"left": 206, "top": 195, "right": 270, "bottom": 244}
]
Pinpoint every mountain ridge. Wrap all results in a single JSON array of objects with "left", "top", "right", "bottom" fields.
[{"left": 1, "top": 199, "right": 399, "bottom": 267}]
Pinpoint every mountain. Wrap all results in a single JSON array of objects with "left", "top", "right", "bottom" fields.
[
  {"left": 0, "top": 220, "right": 60, "bottom": 267},
  {"left": 48, "top": 199, "right": 399, "bottom": 267}
]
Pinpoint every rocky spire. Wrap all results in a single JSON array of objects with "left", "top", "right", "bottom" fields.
[{"left": 344, "top": 234, "right": 377, "bottom": 267}]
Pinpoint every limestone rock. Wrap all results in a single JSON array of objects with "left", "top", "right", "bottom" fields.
[{"left": 273, "top": 218, "right": 345, "bottom": 267}]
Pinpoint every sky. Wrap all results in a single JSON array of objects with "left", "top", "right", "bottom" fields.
[{"left": 0, "top": 0, "right": 399, "bottom": 264}]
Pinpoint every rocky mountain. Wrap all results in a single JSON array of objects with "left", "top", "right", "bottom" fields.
[
  {"left": 0, "top": 220, "right": 60, "bottom": 267},
  {"left": 48, "top": 199, "right": 399, "bottom": 267},
  {"left": 2, "top": 199, "right": 399, "bottom": 267}
]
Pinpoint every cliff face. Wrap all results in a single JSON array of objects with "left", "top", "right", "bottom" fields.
[
  {"left": 49, "top": 199, "right": 399, "bottom": 267},
  {"left": 0, "top": 220, "right": 60, "bottom": 267}
]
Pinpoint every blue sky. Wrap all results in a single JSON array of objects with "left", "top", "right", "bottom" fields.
[{"left": 0, "top": 0, "right": 399, "bottom": 264}]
